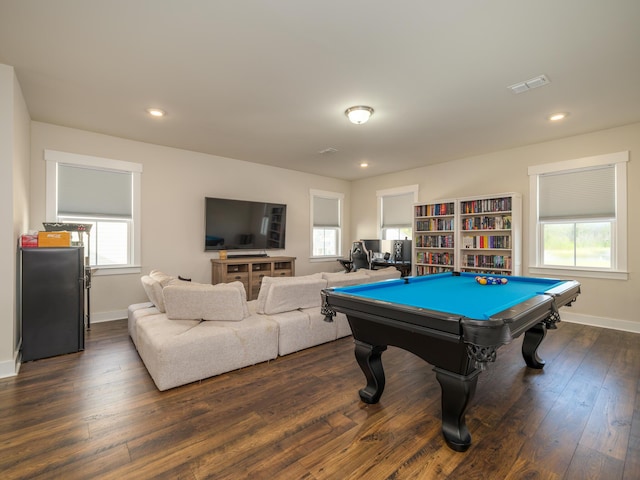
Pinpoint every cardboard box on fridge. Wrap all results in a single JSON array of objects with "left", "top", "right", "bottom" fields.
[{"left": 38, "top": 231, "right": 71, "bottom": 247}]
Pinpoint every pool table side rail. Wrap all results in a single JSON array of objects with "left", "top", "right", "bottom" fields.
[
  {"left": 461, "top": 294, "right": 553, "bottom": 348},
  {"left": 541, "top": 280, "right": 581, "bottom": 307}
]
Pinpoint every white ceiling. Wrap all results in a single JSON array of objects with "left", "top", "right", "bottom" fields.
[{"left": 1, "top": 0, "right": 639, "bottom": 181}]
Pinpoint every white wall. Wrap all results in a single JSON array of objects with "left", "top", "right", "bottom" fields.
[
  {"left": 30, "top": 122, "right": 350, "bottom": 321},
  {"left": 0, "top": 64, "right": 30, "bottom": 377},
  {"left": 14, "top": 80, "right": 640, "bottom": 341},
  {"left": 12, "top": 71, "right": 30, "bottom": 352},
  {"left": 351, "top": 122, "right": 640, "bottom": 331}
]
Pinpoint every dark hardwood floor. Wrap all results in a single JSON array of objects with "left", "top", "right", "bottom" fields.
[{"left": 1, "top": 319, "right": 639, "bottom": 479}]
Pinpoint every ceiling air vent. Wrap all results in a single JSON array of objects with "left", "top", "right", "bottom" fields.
[
  {"left": 507, "top": 74, "right": 550, "bottom": 94},
  {"left": 319, "top": 147, "right": 338, "bottom": 155}
]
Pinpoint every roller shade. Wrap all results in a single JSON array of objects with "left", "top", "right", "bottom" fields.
[
  {"left": 313, "top": 196, "right": 340, "bottom": 227},
  {"left": 539, "top": 166, "right": 615, "bottom": 221},
  {"left": 58, "top": 164, "right": 132, "bottom": 218},
  {"left": 382, "top": 192, "right": 413, "bottom": 228}
]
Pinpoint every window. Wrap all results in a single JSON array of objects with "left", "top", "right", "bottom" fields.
[
  {"left": 310, "top": 190, "right": 343, "bottom": 258},
  {"left": 528, "top": 151, "right": 628, "bottom": 279},
  {"left": 377, "top": 185, "right": 418, "bottom": 241},
  {"left": 45, "top": 150, "right": 142, "bottom": 274}
]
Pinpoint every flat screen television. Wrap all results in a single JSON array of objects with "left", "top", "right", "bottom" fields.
[{"left": 205, "top": 197, "right": 287, "bottom": 251}]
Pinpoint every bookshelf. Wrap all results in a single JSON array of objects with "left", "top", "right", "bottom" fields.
[
  {"left": 458, "top": 193, "right": 521, "bottom": 276},
  {"left": 414, "top": 200, "right": 456, "bottom": 276},
  {"left": 413, "top": 193, "right": 521, "bottom": 276},
  {"left": 267, "top": 206, "right": 286, "bottom": 248}
]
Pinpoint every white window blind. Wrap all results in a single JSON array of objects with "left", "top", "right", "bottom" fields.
[
  {"left": 539, "top": 166, "right": 615, "bottom": 221},
  {"left": 313, "top": 197, "right": 340, "bottom": 227},
  {"left": 381, "top": 193, "right": 413, "bottom": 228},
  {"left": 45, "top": 149, "right": 142, "bottom": 274},
  {"left": 58, "top": 164, "right": 132, "bottom": 218}
]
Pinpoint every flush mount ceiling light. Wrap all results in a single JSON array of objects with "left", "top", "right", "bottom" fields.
[
  {"left": 360, "top": 161, "right": 369, "bottom": 168},
  {"left": 549, "top": 112, "right": 568, "bottom": 121},
  {"left": 345, "top": 106, "right": 374, "bottom": 124},
  {"left": 146, "top": 108, "right": 166, "bottom": 117}
]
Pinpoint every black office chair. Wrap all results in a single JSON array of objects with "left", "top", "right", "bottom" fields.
[{"left": 350, "top": 241, "right": 371, "bottom": 271}]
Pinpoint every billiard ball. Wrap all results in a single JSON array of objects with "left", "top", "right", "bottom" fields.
[{"left": 475, "top": 275, "right": 508, "bottom": 285}]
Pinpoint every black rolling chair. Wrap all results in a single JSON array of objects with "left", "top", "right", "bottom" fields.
[{"left": 350, "top": 241, "right": 371, "bottom": 271}]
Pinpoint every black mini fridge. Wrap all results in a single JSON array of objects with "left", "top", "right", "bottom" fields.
[{"left": 20, "top": 247, "right": 85, "bottom": 361}]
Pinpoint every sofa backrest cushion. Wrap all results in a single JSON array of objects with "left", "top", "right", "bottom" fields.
[
  {"left": 322, "top": 271, "right": 371, "bottom": 288},
  {"left": 141, "top": 275, "right": 166, "bottom": 312},
  {"left": 163, "top": 282, "right": 249, "bottom": 321},
  {"left": 220, "top": 281, "right": 250, "bottom": 318},
  {"left": 256, "top": 274, "right": 328, "bottom": 315},
  {"left": 364, "top": 266, "right": 402, "bottom": 281},
  {"left": 149, "top": 269, "right": 175, "bottom": 287}
]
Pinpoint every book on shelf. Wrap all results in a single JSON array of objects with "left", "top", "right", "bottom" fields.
[
  {"left": 416, "top": 234, "right": 454, "bottom": 248},
  {"left": 415, "top": 251, "right": 453, "bottom": 266},
  {"left": 461, "top": 215, "right": 512, "bottom": 230},
  {"left": 462, "top": 235, "right": 511, "bottom": 249},
  {"left": 460, "top": 197, "right": 512, "bottom": 214},
  {"left": 415, "top": 202, "right": 455, "bottom": 217},
  {"left": 462, "top": 254, "right": 512, "bottom": 270}
]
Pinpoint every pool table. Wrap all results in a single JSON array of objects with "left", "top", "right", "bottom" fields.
[{"left": 321, "top": 272, "right": 580, "bottom": 452}]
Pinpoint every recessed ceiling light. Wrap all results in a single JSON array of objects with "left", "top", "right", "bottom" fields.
[
  {"left": 360, "top": 162, "right": 369, "bottom": 168},
  {"left": 146, "top": 108, "right": 166, "bottom": 117},
  {"left": 549, "top": 112, "right": 568, "bottom": 121}
]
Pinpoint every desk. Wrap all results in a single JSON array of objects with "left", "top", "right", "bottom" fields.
[
  {"left": 336, "top": 258, "right": 412, "bottom": 277},
  {"left": 321, "top": 272, "right": 580, "bottom": 451},
  {"left": 371, "top": 259, "right": 412, "bottom": 277}
]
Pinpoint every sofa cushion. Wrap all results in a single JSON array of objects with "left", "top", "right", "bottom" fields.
[
  {"left": 364, "top": 266, "right": 402, "bottom": 281},
  {"left": 264, "top": 309, "right": 337, "bottom": 356},
  {"left": 141, "top": 275, "right": 166, "bottom": 312},
  {"left": 127, "top": 302, "right": 158, "bottom": 344},
  {"left": 163, "top": 282, "right": 249, "bottom": 321},
  {"left": 166, "top": 277, "right": 195, "bottom": 287},
  {"left": 134, "top": 314, "right": 278, "bottom": 391},
  {"left": 322, "top": 271, "right": 370, "bottom": 288},
  {"left": 149, "top": 269, "right": 175, "bottom": 287},
  {"left": 333, "top": 311, "right": 352, "bottom": 339},
  {"left": 223, "top": 281, "right": 250, "bottom": 317},
  {"left": 256, "top": 274, "right": 327, "bottom": 315}
]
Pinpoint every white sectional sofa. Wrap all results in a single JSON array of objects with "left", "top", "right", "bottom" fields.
[{"left": 129, "top": 267, "right": 401, "bottom": 391}]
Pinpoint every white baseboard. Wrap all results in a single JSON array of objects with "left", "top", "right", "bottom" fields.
[
  {"left": 560, "top": 311, "right": 640, "bottom": 334},
  {"left": 90, "top": 309, "right": 128, "bottom": 324},
  {"left": 0, "top": 347, "right": 21, "bottom": 379},
  {"left": 0, "top": 312, "right": 125, "bottom": 379}
]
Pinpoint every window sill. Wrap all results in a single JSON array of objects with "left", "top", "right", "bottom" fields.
[
  {"left": 309, "top": 256, "right": 342, "bottom": 263},
  {"left": 529, "top": 266, "right": 628, "bottom": 281},
  {"left": 91, "top": 265, "right": 142, "bottom": 276}
]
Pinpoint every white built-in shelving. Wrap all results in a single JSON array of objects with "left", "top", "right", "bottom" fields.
[{"left": 413, "top": 193, "right": 521, "bottom": 276}]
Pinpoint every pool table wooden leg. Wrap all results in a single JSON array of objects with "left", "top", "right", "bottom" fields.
[
  {"left": 354, "top": 340, "right": 387, "bottom": 404},
  {"left": 434, "top": 367, "right": 481, "bottom": 452},
  {"left": 522, "top": 322, "right": 547, "bottom": 369}
]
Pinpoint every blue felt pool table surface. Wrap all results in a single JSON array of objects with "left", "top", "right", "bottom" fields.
[{"left": 332, "top": 272, "right": 567, "bottom": 320}]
